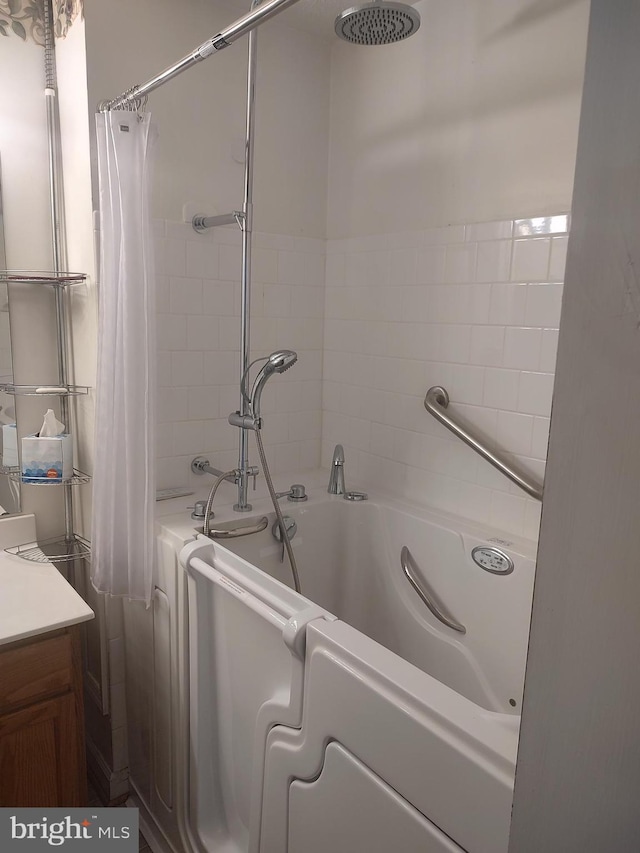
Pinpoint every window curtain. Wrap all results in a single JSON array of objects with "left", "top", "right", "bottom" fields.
[{"left": 92, "top": 110, "right": 157, "bottom": 604}]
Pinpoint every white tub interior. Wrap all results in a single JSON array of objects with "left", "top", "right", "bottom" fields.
[{"left": 219, "top": 495, "right": 536, "bottom": 715}]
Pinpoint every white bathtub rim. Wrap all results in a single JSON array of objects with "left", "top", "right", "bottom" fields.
[{"left": 157, "top": 469, "right": 538, "bottom": 565}]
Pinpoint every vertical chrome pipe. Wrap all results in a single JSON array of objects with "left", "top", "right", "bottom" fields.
[
  {"left": 44, "top": 0, "right": 74, "bottom": 540},
  {"left": 234, "top": 2, "right": 259, "bottom": 512},
  {"left": 47, "top": 90, "right": 73, "bottom": 539}
]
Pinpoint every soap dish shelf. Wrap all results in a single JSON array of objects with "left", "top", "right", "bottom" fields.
[
  {"left": 5, "top": 534, "right": 91, "bottom": 564},
  {"left": 0, "top": 383, "right": 89, "bottom": 396},
  {"left": 9, "top": 468, "right": 92, "bottom": 486},
  {"left": 0, "top": 270, "right": 87, "bottom": 287}
]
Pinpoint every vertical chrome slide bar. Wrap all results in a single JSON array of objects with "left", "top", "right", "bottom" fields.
[
  {"left": 98, "top": 0, "right": 303, "bottom": 112},
  {"left": 401, "top": 546, "right": 466, "bottom": 634},
  {"left": 234, "top": 7, "right": 259, "bottom": 512},
  {"left": 424, "top": 386, "right": 544, "bottom": 501},
  {"left": 44, "top": 0, "right": 74, "bottom": 541}
]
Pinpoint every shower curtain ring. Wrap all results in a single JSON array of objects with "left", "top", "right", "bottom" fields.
[{"left": 136, "top": 94, "right": 149, "bottom": 119}]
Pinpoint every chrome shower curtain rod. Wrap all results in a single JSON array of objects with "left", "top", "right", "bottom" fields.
[{"left": 98, "top": 0, "right": 302, "bottom": 111}]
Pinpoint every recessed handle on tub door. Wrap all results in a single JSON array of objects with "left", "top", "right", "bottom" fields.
[{"left": 400, "top": 546, "right": 466, "bottom": 634}]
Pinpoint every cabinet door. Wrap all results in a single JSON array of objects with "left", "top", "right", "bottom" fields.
[{"left": 0, "top": 693, "right": 82, "bottom": 807}]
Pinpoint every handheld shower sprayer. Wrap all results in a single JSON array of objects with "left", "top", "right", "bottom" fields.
[
  {"left": 227, "top": 347, "right": 303, "bottom": 593},
  {"left": 249, "top": 349, "right": 297, "bottom": 419},
  {"left": 231, "top": 349, "right": 298, "bottom": 430}
]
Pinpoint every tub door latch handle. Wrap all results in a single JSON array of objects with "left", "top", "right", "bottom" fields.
[
  {"left": 401, "top": 546, "right": 466, "bottom": 634},
  {"left": 282, "top": 606, "right": 332, "bottom": 660}
]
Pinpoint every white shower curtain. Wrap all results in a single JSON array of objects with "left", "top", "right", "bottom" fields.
[{"left": 91, "top": 110, "right": 157, "bottom": 604}]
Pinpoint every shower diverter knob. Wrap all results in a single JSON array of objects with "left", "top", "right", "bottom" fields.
[{"left": 189, "top": 500, "right": 208, "bottom": 520}]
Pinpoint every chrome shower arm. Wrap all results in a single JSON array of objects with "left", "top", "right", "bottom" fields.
[{"left": 98, "top": 0, "right": 303, "bottom": 111}]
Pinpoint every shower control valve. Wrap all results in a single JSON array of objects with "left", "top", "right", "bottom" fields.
[
  {"left": 188, "top": 500, "right": 208, "bottom": 520},
  {"left": 276, "top": 484, "right": 308, "bottom": 502}
]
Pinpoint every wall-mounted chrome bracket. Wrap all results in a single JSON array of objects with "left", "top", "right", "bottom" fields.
[
  {"left": 192, "top": 210, "right": 245, "bottom": 233},
  {"left": 191, "top": 455, "right": 258, "bottom": 484},
  {"left": 228, "top": 410, "right": 259, "bottom": 430}
]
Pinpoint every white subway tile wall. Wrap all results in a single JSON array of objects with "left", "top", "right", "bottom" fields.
[
  {"left": 154, "top": 221, "right": 325, "bottom": 489},
  {"left": 322, "top": 214, "right": 569, "bottom": 540},
  {"left": 155, "top": 213, "right": 567, "bottom": 541}
]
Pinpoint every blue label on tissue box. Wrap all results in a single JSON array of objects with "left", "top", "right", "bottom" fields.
[{"left": 21, "top": 434, "right": 73, "bottom": 482}]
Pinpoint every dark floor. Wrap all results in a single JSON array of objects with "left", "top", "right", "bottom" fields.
[{"left": 88, "top": 782, "right": 149, "bottom": 851}]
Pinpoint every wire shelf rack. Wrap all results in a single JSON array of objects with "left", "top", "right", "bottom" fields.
[
  {"left": 0, "top": 383, "right": 90, "bottom": 396},
  {"left": 5, "top": 534, "right": 91, "bottom": 564},
  {"left": 9, "top": 469, "right": 92, "bottom": 486}
]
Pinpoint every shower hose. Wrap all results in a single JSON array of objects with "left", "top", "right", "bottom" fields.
[
  {"left": 254, "top": 428, "right": 301, "bottom": 594},
  {"left": 201, "top": 435, "right": 301, "bottom": 595}
]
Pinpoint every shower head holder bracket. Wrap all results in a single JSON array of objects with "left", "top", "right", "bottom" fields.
[{"left": 229, "top": 410, "right": 260, "bottom": 431}]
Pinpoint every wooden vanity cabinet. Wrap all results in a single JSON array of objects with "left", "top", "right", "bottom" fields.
[{"left": 0, "top": 625, "right": 87, "bottom": 806}]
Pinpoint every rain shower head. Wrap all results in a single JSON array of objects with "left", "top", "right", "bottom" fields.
[
  {"left": 249, "top": 349, "right": 298, "bottom": 421},
  {"left": 335, "top": 0, "right": 421, "bottom": 45}
]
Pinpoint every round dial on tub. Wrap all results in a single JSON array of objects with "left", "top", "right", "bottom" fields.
[{"left": 471, "top": 546, "right": 514, "bottom": 575}]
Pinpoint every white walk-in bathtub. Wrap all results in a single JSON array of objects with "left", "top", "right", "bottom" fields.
[
  {"left": 225, "top": 494, "right": 534, "bottom": 716},
  {"left": 177, "top": 488, "right": 536, "bottom": 853}
]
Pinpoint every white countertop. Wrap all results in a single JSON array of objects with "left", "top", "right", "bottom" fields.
[{"left": 0, "top": 514, "right": 94, "bottom": 647}]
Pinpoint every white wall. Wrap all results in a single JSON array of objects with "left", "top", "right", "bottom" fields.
[
  {"left": 322, "top": 214, "right": 567, "bottom": 539},
  {"left": 80, "top": 0, "right": 589, "bottom": 541},
  {"left": 0, "top": 33, "right": 67, "bottom": 537},
  {"left": 0, "top": 38, "right": 51, "bottom": 270},
  {"left": 84, "top": 0, "right": 331, "bottom": 238},
  {"left": 154, "top": 221, "right": 325, "bottom": 490},
  {"left": 327, "top": 0, "right": 590, "bottom": 238},
  {"left": 83, "top": 0, "right": 332, "bottom": 491},
  {"left": 322, "top": 0, "right": 589, "bottom": 538},
  {"left": 56, "top": 18, "right": 98, "bottom": 539},
  {"left": 510, "top": 2, "right": 640, "bottom": 848}
]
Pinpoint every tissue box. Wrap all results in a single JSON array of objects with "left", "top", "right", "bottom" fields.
[
  {"left": 2, "top": 424, "right": 18, "bottom": 469},
  {"left": 21, "top": 433, "right": 73, "bottom": 482}
]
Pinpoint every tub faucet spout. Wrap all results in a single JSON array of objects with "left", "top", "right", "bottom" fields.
[{"left": 328, "top": 444, "right": 346, "bottom": 495}]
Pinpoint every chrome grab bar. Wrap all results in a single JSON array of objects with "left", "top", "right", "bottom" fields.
[
  {"left": 424, "top": 386, "right": 544, "bottom": 502},
  {"left": 401, "top": 546, "right": 466, "bottom": 634},
  {"left": 204, "top": 516, "right": 269, "bottom": 540}
]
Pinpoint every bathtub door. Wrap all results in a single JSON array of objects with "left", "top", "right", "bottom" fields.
[
  {"left": 287, "top": 742, "right": 463, "bottom": 853},
  {"left": 180, "top": 538, "right": 334, "bottom": 853},
  {"left": 260, "top": 619, "right": 516, "bottom": 853}
]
